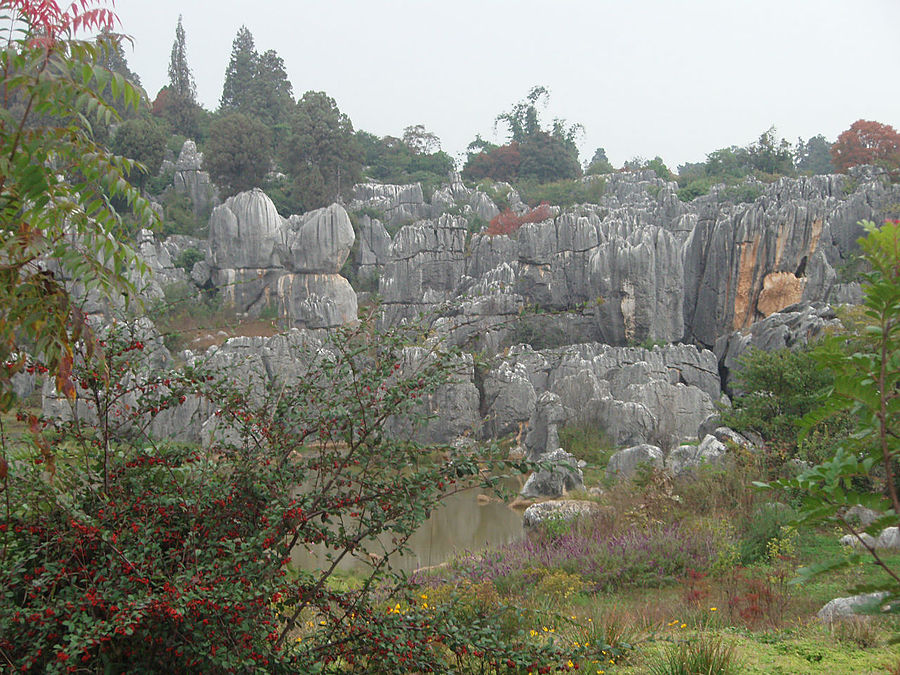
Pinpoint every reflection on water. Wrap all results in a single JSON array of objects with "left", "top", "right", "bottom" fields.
[{"left": 291, "top": 478, "right": 525, "bottom": 574}]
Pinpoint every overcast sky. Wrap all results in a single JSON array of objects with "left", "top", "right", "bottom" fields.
[{"left": 115, "top": 0, "right": 900, "bottom": 170}]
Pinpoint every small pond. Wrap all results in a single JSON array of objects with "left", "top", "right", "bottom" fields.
[{"left": 291, "top": 478, "right": 526, "bottom": 574}]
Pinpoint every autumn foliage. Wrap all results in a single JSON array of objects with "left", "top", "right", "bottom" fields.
[
  {"left": 486, "top": 201, "right": 552, "bottom": 236},
  {"left": 462, "top": 142, "right": 522, "bottom": 183},
  {"left": 830, "top": 119, "right": 900, "bottom": 173},
  {"left": 5, "top": 0, "right": 117, "bottom": 45}
]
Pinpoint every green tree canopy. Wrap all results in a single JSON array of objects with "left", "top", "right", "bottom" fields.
[
  {"left": 0, "top": 3, "right": 153, "bottom": 410},
  {"left": 220, "top": 27, "right": 293, "bottom": 132},
  {"left": 795, "top": 135, "right": 835, "bottom": 175},
  {"left": 356, "top": 127, "right": 454, "bottom": 189},
  {"left": 111, "top": 116, "right": 169, "bottom": 189},
  {"left": 586, "top": 147, "right": 615, "bottom": 175},
  {"left": 168, "top": 14, "right": 195, "bottom": 101},
  {"left": 280, "top": 91, "right": 362, "bottom": 212},
  {"left": 158, "top": 15, "right": 201, "bottom": 138},
  {"left": 464, "top": 86, "right": 582, "bottom": 184},
  {"left": 747, "top": 126, "right": 794, "bottom": 176},
  {"left": 205, "top": 112, "right": 272, "bottom": 197}
]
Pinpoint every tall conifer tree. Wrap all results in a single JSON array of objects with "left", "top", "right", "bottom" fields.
[
  {"left": 220, "top": 26, "right": 257, "bottom": 112},
  {"left": 168, "top": 15, "right": 196, "bottom": 101}
]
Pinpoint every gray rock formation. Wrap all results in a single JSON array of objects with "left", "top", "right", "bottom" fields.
[
  {"left": 207, "top": 189, "right": 357, "bottom": 328},
  {"left": 365, "top": 170, "right": 897, "bottom": 357},
  {"left": 350, "top": 183, "right": 431, "bottom": 231},
  {"left": 482, "top": 342, "right": 719, "bottom": 450},
  {"left": 281, "top": 204, "right": 355, "bottom": 274},
  {"left": 840, "top": 527, "right": 900, "bottom": 550},
  {"left": 172, "top": 140, "right": 219, "bottom": 217},
  {"left": 523, "top": 391, "right": 565, "bottom": 460},
  {"left": 522, "top": 499, "right": 604, "bottom": 528},
  {"left": 355, "top": 214, "right": 392, "bottom": 279},
  {"left": 605, "top": 443, "right": 664, "bottom": 481},
  {"left": 716, "top": 302, "right": 842, "bottom": 393},
  {"left": 520, "top": 448, "right": 585, "bottom": 499},
  {"left": 844, "top": 505, "right": 880, "bottom": 528},
  {"left": 666, "top": 434, "right": 728, "bottom": 477},
  {"left": 209, "top": 189, "right": 283, "bottom": 270},
  {"left": 379, "top": 214, "right": 469, "bottom": 325},
  {"left": 818, "top": 592, "right": 888, "bottom": 623}
]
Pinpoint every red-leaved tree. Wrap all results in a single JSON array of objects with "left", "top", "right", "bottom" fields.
[
  {"left": 830, "top": 119, "right": 900, "bottom": 173},
  {"left": 486, "top": 201, "right": 552, "bottom": 236},
  {"left": 4, "top": 0, "right": 117, "bottom": 45}
]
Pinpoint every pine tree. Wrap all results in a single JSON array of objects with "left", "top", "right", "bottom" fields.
[
  {"left": 168, "top": 14, "right": 196, "bottom": 102},
  {"left": 220, "top": 26, "right": 257, "bottom": 112},
  {"left": 220, "top": 27, "right": 293, "bottom": 132}
]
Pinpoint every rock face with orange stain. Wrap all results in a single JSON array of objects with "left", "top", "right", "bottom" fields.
[
  {"left": 681, "top": 172, "right": 890, "bottom": 348},
  {"left": 362, "top": 168, "right": 900, "bottom": 353}
]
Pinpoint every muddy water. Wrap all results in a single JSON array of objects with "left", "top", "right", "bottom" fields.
[{"left": 291, "top": 480, "right": 526, "bottom": 574}]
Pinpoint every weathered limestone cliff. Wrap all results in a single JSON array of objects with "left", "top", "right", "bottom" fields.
[
  {"left": 207, "top": 189, "right": 357, "bottom": 328},
  {"left": 111, "top": 165, "right": 900, "bottom": 466}
]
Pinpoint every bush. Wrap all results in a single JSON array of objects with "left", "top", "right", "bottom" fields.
[
  {"left": 173, "top": 247, "right": 204, "bottom": 271},
  {"left": 0, "top": 317, "right": 577, "bottom": 673},
  {"left": 518, "top": 177, "right": 606, "bottom": 208},
  {"left": 721, "top": 346, "right": 850, "bottom": 465},
  {"left": 159, "top": 190, "right": 204, "bottom": 237},
  {"left": 737, "top": 503, "right": 796, "bottom": 564}
]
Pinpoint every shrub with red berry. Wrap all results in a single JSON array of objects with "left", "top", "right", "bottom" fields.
[{"left": 1, "top": 316, "right": 575, "bottom": 673}]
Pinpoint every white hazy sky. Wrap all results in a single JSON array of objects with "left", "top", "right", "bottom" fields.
[{"left": 114, "top": 0, "right": 900, "bottom": 170}]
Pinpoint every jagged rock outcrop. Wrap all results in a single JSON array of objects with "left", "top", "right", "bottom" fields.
[
  {"left": 208, "top": 189, "right": 357, "bottom": 328},
  {"left": 379, "top": 214, "right": 469, "bottom": 325},
  {"left": 716, "top": 301, "right": 842, "bottom": 393},
  {"left": 172, "top": 140, "right": 219, "bottom": 217},
  {"left": 683, "top": 173, "right": 898, "bottom": 349},
  {"left": 483, "top": 342, "right": 719, "bottom": 449},
  {"left": 365, "top": 170, "right": 897, "bottom": 355},
  {"left": 523, "top": 391, "right": 565, "bottom": 460},
  {"left": 355, "top": 214, "right": 392, "bottom": 279},
  {"left": 430, "top": 173, "right": 502, "bottom": 222},
  {"left": 349, "top": 183, "right": 431, "bottom": 231}
]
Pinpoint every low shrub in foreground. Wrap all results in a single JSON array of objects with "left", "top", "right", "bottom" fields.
[{"left": 428, "top": 520, "right": 722, "bottom": 594}]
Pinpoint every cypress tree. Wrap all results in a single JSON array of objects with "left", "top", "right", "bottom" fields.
[{"left": 168, "top": 15, "right": 196, "bottom": 102}]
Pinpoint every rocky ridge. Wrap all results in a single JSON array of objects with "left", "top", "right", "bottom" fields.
[{"left": 80, "top": 155, "right": 900, "bottom": 497}]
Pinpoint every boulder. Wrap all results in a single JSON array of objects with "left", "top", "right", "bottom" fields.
[
  {"left": 844, "top": 505, "right": 880, "bottom": 528},
  {"left": 840, "top": 527, "right": 900, "bottom": 550},
  {"left": 520, "top": 448, "right": 585, "bottom": 499},
  {"left": 666, "top": 434, "right": 728, "bottom": 477},
  {"left": 818, "top": 592, "right": 888, "bottom": 623},
  {"left": 605, "top": 444, "right": 664, "bottom": 481},
  {"left": 522, "top": 499, "right": 604, "bottom": 528},
  {"left": 209, "top": 189, "right": 283, "bottom": 270}
]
